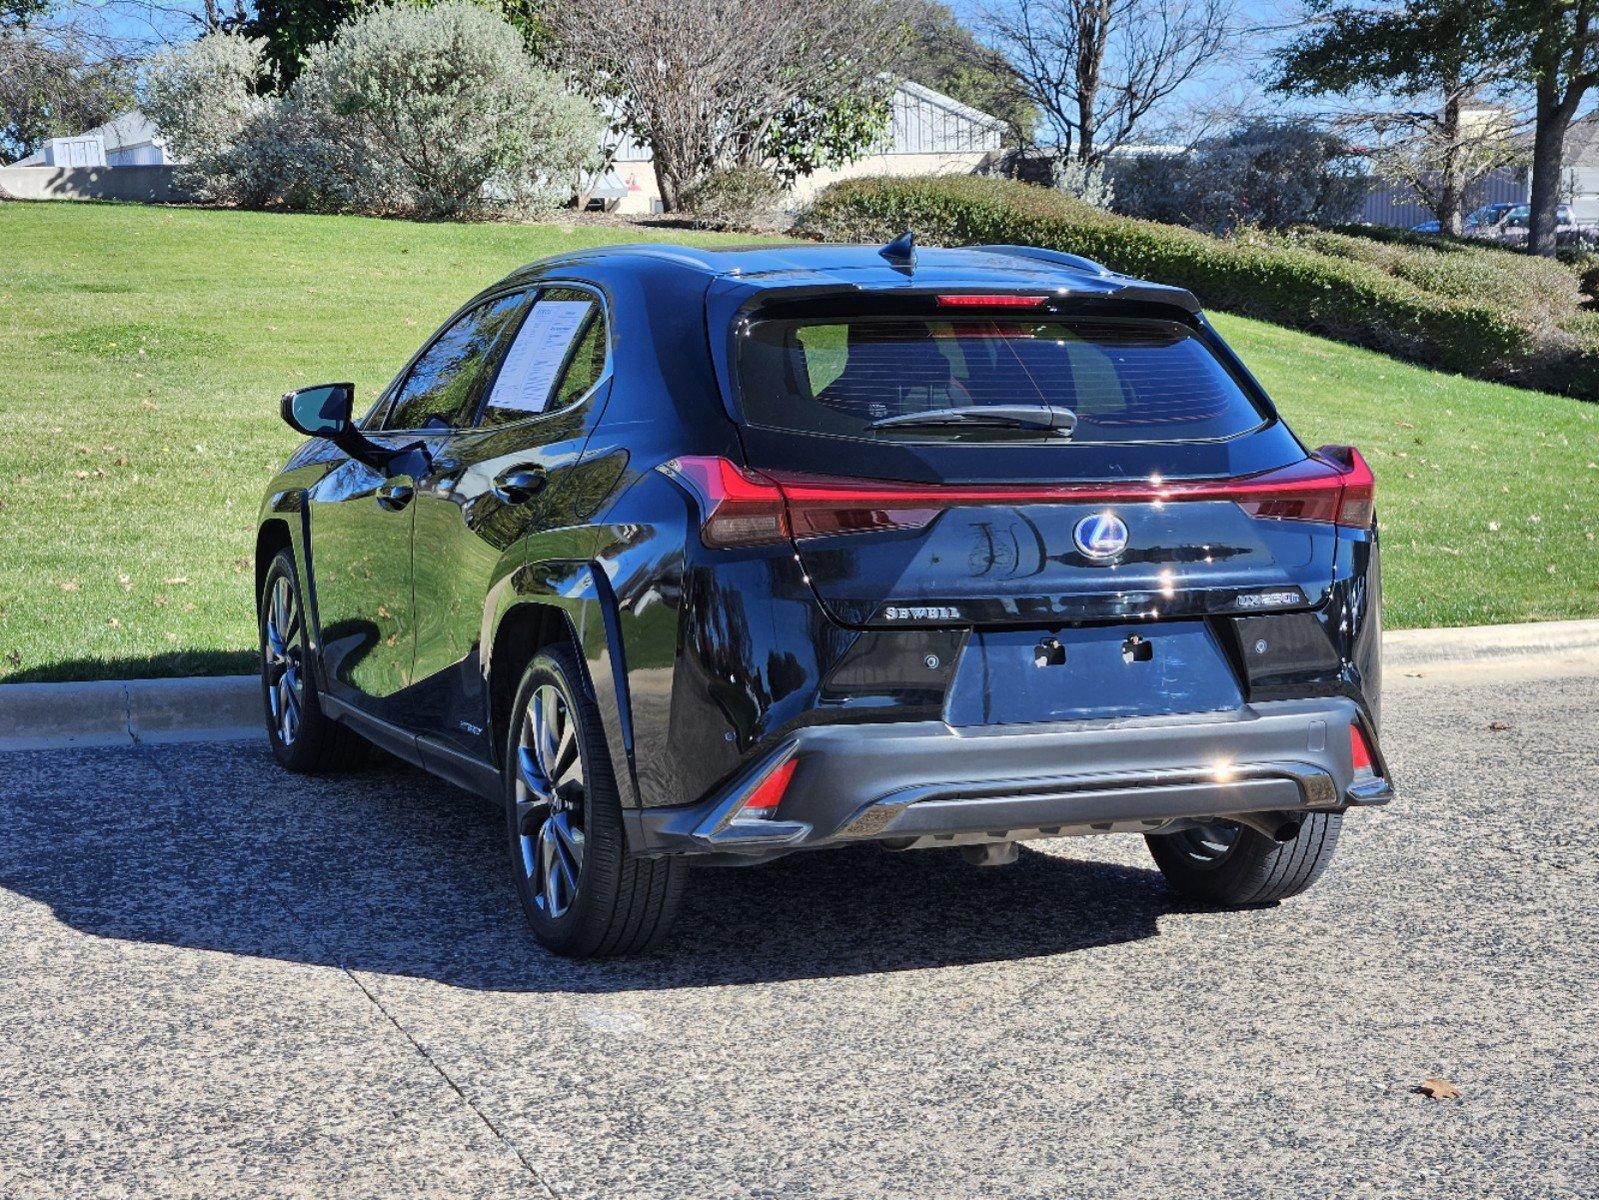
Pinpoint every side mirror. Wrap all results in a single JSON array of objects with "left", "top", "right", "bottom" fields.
[{"left": 282, "top": 383, "right": 354, "bottom": 437}]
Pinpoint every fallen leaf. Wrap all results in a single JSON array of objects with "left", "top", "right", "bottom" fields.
[
  {"left": 59, "top": 580, "right": 79, "bottom": 593},
  {"left": 106, "top": 617, "right": 122, "bottom": 629},
  {"left": 164, "top": 576, "right": 190, "bottom": 586},
  {"left": 1487, "top": 521, "right": 1500, "bottom": 532},
  {"left": 1488, "top": 721, "right": 1511, "bottom": 732},
  {"left": 1415, "top": 1078, "right": 1462, "bottom": 1100}
]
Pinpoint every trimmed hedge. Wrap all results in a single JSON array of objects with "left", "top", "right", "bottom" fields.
[{"left": 800, "top": 175, "right": 1599, "bottom": 399}]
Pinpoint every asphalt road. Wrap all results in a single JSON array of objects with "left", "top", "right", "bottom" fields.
[{"left": 2, "top": 652, "right": 1596, "bottom": 1199}]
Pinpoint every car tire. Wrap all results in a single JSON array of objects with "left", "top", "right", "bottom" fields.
[
  {"left": 505, "top": 644, "right": 685, "bottom": 957},
  {"left": 1145, "top": 812, "right": 1342, "bottom": 905},
  {"left": 258, "top": 549, "right": 365, "bottom": 773}
]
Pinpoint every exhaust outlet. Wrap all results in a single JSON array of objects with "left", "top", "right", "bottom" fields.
[{"left": 1233, "top": 812, "right": 1302, "bottom": 843}]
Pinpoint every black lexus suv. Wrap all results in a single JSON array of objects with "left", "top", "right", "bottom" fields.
[{"left": 257, "top": 236, "right": 1392, "bottom": 957}]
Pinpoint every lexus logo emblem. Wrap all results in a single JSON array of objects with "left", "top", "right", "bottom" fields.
[{"left": 1073, "top": 511, "right": 1129, "bottom": 559}]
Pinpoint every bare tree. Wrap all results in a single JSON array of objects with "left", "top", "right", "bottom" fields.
[
  {"left": 548, "top": 0, "right": 913, "bottom": 211},
  {"left": 1357, "top": 103, "right": 1528, "bottom": 234},
  {"left": 979, "top": 0, "right": 1237, "bottom": 162}
]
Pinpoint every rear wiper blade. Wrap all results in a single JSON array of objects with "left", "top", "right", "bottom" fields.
[{"left": 867, "top": 404, "right": 1078, "bottom": 436}]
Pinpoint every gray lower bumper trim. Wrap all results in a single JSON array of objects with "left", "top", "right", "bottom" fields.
[{"left": 628, "top": 697, "right": 1381, "bottom": 859}]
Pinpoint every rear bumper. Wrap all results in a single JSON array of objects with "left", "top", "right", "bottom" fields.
[{"left": 625, "top": 697, "right": 1392, "bottom": 862}]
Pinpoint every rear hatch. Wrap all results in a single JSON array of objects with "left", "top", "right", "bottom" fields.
[{"left": 719, "top": 290, "right": 1369, "bottom": 629}]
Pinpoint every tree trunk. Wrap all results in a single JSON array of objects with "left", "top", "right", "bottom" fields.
[
  {"left": 1439, "top": 90, "right": 1464, "bottom": 237},
  {"left": 1074, "top": 0, "right": 1109, "bottom": 163},
  {"left": 1529, "top": 72, "right": 1572, "bottom": 257},
  {"left": 652, "top": 152, "right": 681, "bottom": 213}
]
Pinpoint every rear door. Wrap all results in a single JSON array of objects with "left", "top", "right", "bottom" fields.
[
  {"left": 409, "top": 284, "right": 617, "bottom": 762},
  {"left": 726, "top": 297, "right": 1347, "bottom": 630}
]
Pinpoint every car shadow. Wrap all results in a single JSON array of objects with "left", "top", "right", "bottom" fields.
[{"left": 1, "top": 741, "right": 1177, "bottom": 993}]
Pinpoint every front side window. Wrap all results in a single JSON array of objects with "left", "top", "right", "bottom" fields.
[
  {"left": 383, "top": 293, "right": 527, "bottom": 431},
  {"left": 480, "top": 287, "right": 608, "bottom": 427},
  {"left": 737, "top": 315, "right": 1267, "bottom": 444}
]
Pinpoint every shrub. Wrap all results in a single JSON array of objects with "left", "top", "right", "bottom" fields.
[
  {"left": 1110, "top": 120, "right": 1368, "bottom": 232},
  {"left": 142, "top": 5, "right": 602, "bottom": 219},
  {"left": 142, "top": 31, "right": 272, "bottom": 204},
  {"left": 799, "top": 174, "right": 1599, "bottom": 399},
  {"left": 1051, "top": 157, "right": 1115, "bottom": 210},
  {"left": 677, "top": 166, "right": 787, "bottom": 230},
  {"left": 1557, "top": 248, "right": 1599, "bottom": 306},
  {"left": 294, "top": 2, "right": 602, "bottom": 218}
]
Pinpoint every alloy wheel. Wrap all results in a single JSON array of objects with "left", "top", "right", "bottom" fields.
[
  {"left": 262, "top": 574, "right": 305, "bottom": 746},
  {"left": 514, "top": 683, "right": 587, "bottom": 919}
]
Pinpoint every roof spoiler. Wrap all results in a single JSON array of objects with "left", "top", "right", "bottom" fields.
[{"left": 973, "top": 244, "right": 1202, "bottom": 313}]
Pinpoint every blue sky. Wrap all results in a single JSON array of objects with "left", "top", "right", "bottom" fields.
[{"left": 944, "top": 0, "right": 1309, "bottom": 131}]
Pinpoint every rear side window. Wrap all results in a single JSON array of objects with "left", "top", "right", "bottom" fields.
[
  {"left": 737, "top": 316, "right": 1267, "bottom": 444},
  {"left": 383, "top": 293, "right": 527, "bottom": 431},
  {"left": 480, "top": 287, "right": 608, "bottom": 426}
]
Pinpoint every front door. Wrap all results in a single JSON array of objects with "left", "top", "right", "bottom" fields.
[{"left": 307, "top": 291, "right": 529, "bottom": 719}]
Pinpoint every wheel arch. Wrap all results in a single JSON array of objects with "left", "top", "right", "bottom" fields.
[
  {"left": 255, "top": 519, "right": 294, "bottom": 605},
  {"left": 487, "top": 601, "right": 582, "bottom": 773}
]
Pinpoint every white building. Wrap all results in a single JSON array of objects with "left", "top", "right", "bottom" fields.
[
  {"left": 594, "top": 80, "right": 1008, "bottom": 214},
  {"left": 12, "top": 112, "right": 176, "bottom": 169}
]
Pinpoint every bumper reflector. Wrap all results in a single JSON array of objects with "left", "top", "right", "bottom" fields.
[
  {"left": 1350, "top": 724, "right": 1375, "bottom": 774},
  {"left": 736, "top": 758, "right": 798, "bottom": 818}
]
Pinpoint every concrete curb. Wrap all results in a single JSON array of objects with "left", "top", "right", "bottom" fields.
[
  {"left": 2, "top": 618, "right": 1596, "bottom": 752},
  {"left": 0, "top": 675, "right": 259, "bottom": 753},
  {"left": 1382, "top": 617, "right": 1599, "bottom": 667}
]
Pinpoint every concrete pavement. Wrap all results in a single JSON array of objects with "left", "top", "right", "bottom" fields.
[{"left": 0, "top": 651, "right": 1595, "bottom": 1198}]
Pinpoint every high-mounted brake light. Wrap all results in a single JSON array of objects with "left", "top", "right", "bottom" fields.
[
  {"left": 935, "top": 293, "right": 1049, "bottom": 308},
  {"left": 660, "top": 447, "right": 1376, "bottom": 549}
]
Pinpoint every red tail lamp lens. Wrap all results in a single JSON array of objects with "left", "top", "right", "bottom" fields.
[
  {"left": 1316, "top": 445, "right": 1376, "bottom": 530},
  {"left": 661, "top": 447, "right": 1376, "bottom": 549},
  {"left": 660, "top": 456, "right": 789, "bottom": 548},
  {"left": 740, "top": 758, "right": 797, "bottom": 815},
  {"left": 1350, "top": 724, "right": 1375, "bottom": 774}
]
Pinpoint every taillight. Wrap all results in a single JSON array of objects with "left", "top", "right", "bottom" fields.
[
  {"left": 660, "top": 457, "right": 940, "bottom": 547},
  {"left": 1350, "top": 724, "right": 1375, "bottom": 774},
  {"left": 660, "top": 448, "right": 1376, "bottom": 548},
  {"left": 1317, "top": 444, "right": 1376, "bottom": 529},
  {"left": 659, "top": 457, "right": 789, "bottom": 548}
]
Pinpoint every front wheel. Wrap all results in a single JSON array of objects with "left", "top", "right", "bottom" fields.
[
  {"left": 1145, "top": 813, "right": 1342, "bottom": 905},
  {"left": 505, "top": 645, "right": 685, "bottom": 957},
  {"left": 258, "top": 549, "right": 363, "bottom": 773}
]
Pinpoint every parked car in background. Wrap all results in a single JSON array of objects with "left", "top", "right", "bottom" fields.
[
  {"left": 1465, "top": 203, "right": 1598, "bottom": 249},
  {"left": 257, "top": 238, "right": 1392, "bottom": 957}
]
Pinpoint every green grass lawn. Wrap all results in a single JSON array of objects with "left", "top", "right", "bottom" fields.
[{"left": 0, "top": 202, "right": 1595, "bottom": 684}]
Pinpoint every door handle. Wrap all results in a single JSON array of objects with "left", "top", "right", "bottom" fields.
[
  {"left": 493, "top": 464, "right": 547, "bottom": 504},
  {"left": 376, "top": 478, "right": 415, "bottom": 511}
]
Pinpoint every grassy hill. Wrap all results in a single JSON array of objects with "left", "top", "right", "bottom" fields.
[{"left": 0, "top": 202, "right": 1594, "bottom": 683}]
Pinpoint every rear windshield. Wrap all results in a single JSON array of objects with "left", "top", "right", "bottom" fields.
[{"left": 736, "top": 316, "right": 1268, "bottom": 444}]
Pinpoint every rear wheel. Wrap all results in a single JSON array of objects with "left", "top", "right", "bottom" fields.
[
  {"left": 1145, "top": 813, "right": 1342, "bottom": 905},
  {"left": 505, "top": 644, "right": 685, "bottom": 957},
  {"left": 258, "top": 549, "right": 364, "bottom": 773}
]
